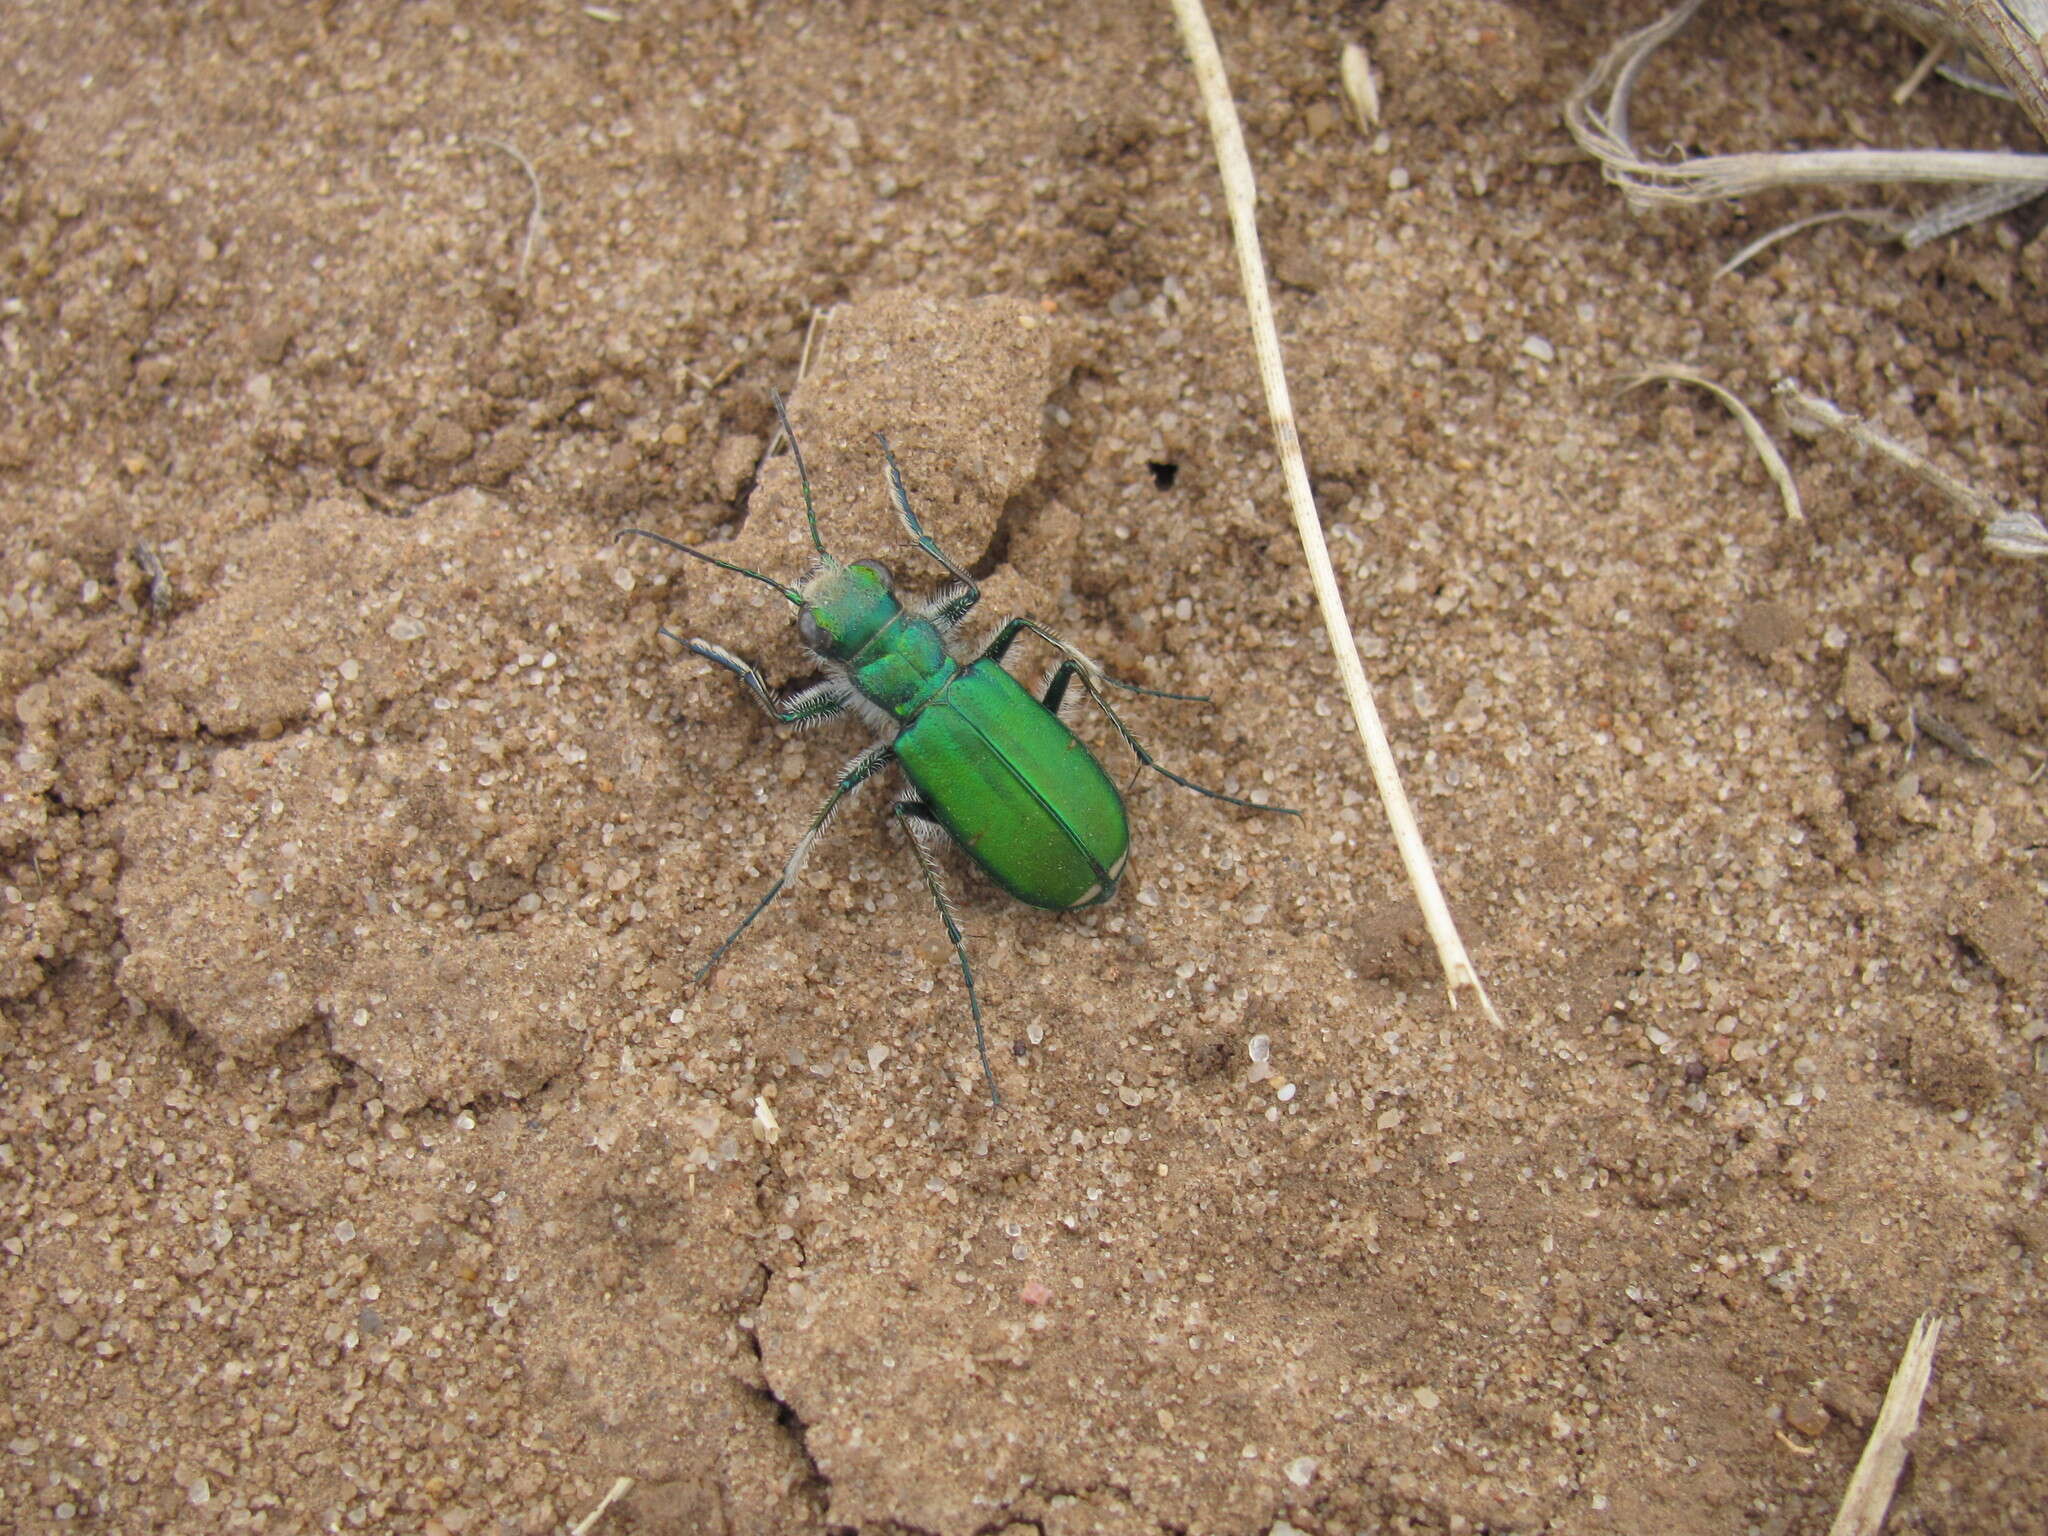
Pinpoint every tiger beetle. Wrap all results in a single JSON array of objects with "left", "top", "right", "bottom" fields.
[{"left": 623, "top": 393, "right": 1298, "bottom": 1106}]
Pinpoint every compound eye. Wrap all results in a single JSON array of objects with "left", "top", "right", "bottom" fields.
[
  {"left": 851, "top": 559, "right": 894, "bottom": 590},
  {"left": 797, "top": 608, "right": 828, "bottom": 652}
]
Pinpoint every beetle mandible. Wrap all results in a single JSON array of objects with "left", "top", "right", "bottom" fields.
[{"left": 623, "top": 393, "right": 1297, "bottom": 1105}]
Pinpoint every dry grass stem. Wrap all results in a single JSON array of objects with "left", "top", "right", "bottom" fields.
[
  {"left": 1827, "top": 1312, "right": 1943, "bottom": 1536},
  {"left": 1936, "top": 51, "right": 2017, "bottom": 100},
  {"left": 758, "top": 308, "right": 832, "bottom": 472},
  {"left": 1892, "top": 38, "right": 1951, "bottom": 104},
  {"left": 1168, "top": 0, "right": 1499, "bottom": 1026},
  {"left": 685, "top": 354, "right": 746, "bottom": 394},
  {"left": 1340, "top": 40, "right": 1380, "bottom": 132},
  {"left": 133, "top": 542, "right": 173, "bottom": 613},
  {"left": 1984, "top": 512, "right": 2048, "bottom": 557},
  {"left": 1775, "top": 380, "right": 2048, "bottom": 557},
  {"left": 1566, "top": 0, "right": 2048, "bottom": 212},
  {"left": 568, "top": 1476, "right": 635, "bottom": 1535},
  {"left": 1621, "top": 364, "right": 1804, "bottom": 523},
  {"left": 1714, "top": 208, "right": 1900, "bottom": 276},
  {"left": 468, "top": 136, "right": 546, "bottom": 288},
  {"left": 1863, "top": 0, "right": 2048, "bottom": 141},
  {"left": 1908, "top": 705, "right": 1993, "bottom": 765},
  {"left": 1895, "top": 179, "right": 2048, "bottom": 245}
]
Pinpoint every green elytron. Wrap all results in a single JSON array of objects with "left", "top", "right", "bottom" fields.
[{"left": 626, "top": 394, "right": 1296, "bottom": 1104}]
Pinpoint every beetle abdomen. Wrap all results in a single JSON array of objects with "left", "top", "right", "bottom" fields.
[{"left": 894, "top": 661, "right": 1130, "bottom": 911}]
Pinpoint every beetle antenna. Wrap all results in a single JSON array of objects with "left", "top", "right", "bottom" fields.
[
  {"left": 615, "top": 527, "right": 802, "bottom": 605},
  {"left": 770, "top": 390, "right": 828, "bottom": 559}
]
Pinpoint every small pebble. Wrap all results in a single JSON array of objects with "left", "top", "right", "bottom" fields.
[{"left": 1786, "top": 1394, "right": 1831, "bottom": 1438}]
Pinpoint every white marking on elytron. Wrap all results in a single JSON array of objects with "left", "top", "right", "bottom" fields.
[
  {"left": 780, "top": 744, "right": 890, "bottom": 888},
  {"left": 1069, "top": 846, "right": 1129, "bottom": 907}
]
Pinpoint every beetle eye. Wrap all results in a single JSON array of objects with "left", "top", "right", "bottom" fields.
[
  {"left": 852, "top": 560, "right": 894, "bottom": 590},
  {"left": 797, "top": 609, "right": 827, "bottom": 651}
]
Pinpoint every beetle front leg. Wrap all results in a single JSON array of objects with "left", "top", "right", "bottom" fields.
[
  {"left": 669, "top": 630, "right": 852, "bottom": 726},
  {"left": 893, "top": 799, "right": 1001, "bottom": 1107},
  {"left": 693, "top": 741, "right": 893, "bottom": 983}
]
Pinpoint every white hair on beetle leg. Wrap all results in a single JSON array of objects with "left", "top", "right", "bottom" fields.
[
  {"left": 901, "top": 810, "right": 963, "bottom": 933},
  {"left": 776, "top": 742, "right": 891, "bottom": 888},
  {"left": 781, "top": 675, "right": 854, "bottom": 727},
  {"left": 1040, "top": 664, "right": 1086, "bottom": 722}
]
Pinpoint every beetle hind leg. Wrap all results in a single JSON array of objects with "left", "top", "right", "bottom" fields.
[
  {"left": 979, "top": 616, "right": 1285, "bottom": 812},
  {"left": 893, "top": 799, "right": 1002, "bottom": 1107},
  {"left": 1036, "top": 655, "right": 1300, "bottom": 817},
  {"left": 981, "top": 615, "right": 1209, "bottom": 703}
]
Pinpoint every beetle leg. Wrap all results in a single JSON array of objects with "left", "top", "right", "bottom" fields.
[
  {"left": 977, "top": 616, "right": 1209, "bottom": 703},
  {"left": 672, "top": 631, "right": 852, "bottom": 726},
  {"left": 694, "top": 741, "right": 894, "bottom": 983},
  {"left": 876, "top": 432, "right": 981, "bottom": 610},
  {"left": 919, "top": 581, "right": 978, "bottom": 637},
  {"left": 1032, "top": 652, "right": 1299, "bottom": 816},
  {"left": 893, "top": 799, "right": 1001, "bottom": 1107},
  {"left": 1039, "top": 656, "right": 1083, "bottom": 719}
]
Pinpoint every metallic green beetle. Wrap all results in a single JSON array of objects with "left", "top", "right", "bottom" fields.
[{"left": 625, "top": 394, "right": 1296, "bottom": 1105}]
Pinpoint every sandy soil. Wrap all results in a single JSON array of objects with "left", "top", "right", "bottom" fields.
[{"left": 3, "top": 2, "right": 2046, "bottom": 1532}]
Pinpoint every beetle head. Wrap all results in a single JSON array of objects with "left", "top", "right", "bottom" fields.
[{"left": 795, "top": 558, "right": 899, "bottom": 662}]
